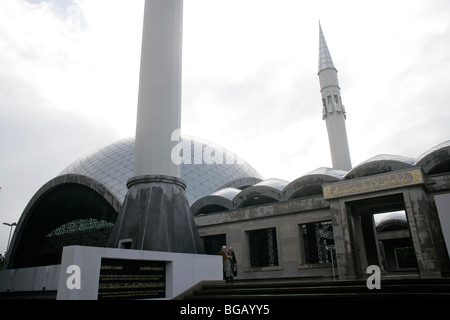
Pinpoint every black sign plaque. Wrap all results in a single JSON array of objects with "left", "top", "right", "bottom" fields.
[{"left": 98, "top": 258, "right": 166, "bottom": 300}]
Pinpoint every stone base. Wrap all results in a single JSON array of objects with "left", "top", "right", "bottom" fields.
[
  {"left": 56, "top": 246, "right": 222, "bottom": 300},
  {"left": 108, "top": 175, "right": 204, "bottom": 254}
]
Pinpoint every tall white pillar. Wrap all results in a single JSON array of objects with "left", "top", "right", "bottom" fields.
[
  {"left": 134, "top": 0, "right": 183, "bottom": 178},
  {"left": 108, "top": 0, "right": 204, "bottom": 254},
  {"left": 318, "top": 23, "right": 352, "bottom": 172}
]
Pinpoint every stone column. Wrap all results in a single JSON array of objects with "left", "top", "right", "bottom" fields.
[
  {"left": 329, "top": 198, "right": 359, "bottom": 280},
  {"left": 404, "top": 186, "right": 447, "bottom": 278}
]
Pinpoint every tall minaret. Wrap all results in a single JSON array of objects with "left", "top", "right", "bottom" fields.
[
  {"left": 318, "top": 23, "right": 352, "bottom": 171},
  {"left": 108, "top": 0, "right": 204, "bottom": 254}
]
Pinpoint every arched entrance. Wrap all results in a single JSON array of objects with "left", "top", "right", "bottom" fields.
[{"left": 7, "top": 175, "right": 120, "bottom": 269}]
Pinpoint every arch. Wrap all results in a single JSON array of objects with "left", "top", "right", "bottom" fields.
[
  {"left": 191, "top": 196, "right": 233, "bottom": 216},
  {"left": 344, "top": 155, "right": 415, "bottom": 180},
  {"left": 283, "top": 169, "right": 345, "bottom": 200},
  {"left": 415, "top": 140, "right": 450, "bottom": 175},
  {"left": 6, "top": 174, "right": 121, "bottom": 269},
  {"left": 232, "top": 179, "right": 288, "bottom": 208},
  {"left": 191, "top": 188, "right": 242, "bottom": 215},
  {"left": 191, "top": 188, "right": 240, "bottom": 215}
]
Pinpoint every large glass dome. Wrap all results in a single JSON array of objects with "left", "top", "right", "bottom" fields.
[{"left": 59, "top": 136, "right": 263, "bottom": 205}]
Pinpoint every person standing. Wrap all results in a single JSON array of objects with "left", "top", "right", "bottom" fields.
[
  {"left": 218, "top": 245, "right": 232, "bottom": 282},
  {"left": 228, "top": 246, "right": 237, "bottom": 283}
]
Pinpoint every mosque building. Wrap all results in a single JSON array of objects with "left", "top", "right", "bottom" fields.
[{"left": 1, "top": 4, "right": 450, "bottom": 299}]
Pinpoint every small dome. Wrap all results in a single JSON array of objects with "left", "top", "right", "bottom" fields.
[
  {"left": 375, "top": 211, "right": 408, "bottom": 231},
  {"left": 344, "top": 154, "right": 415, "bottom": 180},
  {"left": 415, "top": 140, "right": 450, "bottom": 175}
]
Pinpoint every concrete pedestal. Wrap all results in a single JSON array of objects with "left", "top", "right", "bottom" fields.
[
  {"left": 108, "top": 175, "right": 204, "bottom": 254},
  {"left": 56, "top": 246, "right": 222, "bottom": 300}
]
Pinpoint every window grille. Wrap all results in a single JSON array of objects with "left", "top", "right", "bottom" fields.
[
  {"left": 395, "top": 246, "right": 418, "bottom": 269},
  {"left": 301, "top": 221, "right": 335, "bottom": 264},
  {"left": 249, "top": 228, "right": 279, "bottom": 268}
]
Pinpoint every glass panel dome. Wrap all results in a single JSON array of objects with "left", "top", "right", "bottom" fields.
[{"left": 59, "top": 136, "right": 263, "bottom": 205}]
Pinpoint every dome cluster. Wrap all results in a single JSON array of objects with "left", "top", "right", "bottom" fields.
[
  {"left": 191, "top": 141, "right": 450, "bottom": 215},
  {"left": 7, "top": 137, "right": 449, "bottom": 269}
]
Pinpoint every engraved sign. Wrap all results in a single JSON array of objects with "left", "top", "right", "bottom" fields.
[
  {"left": 98, "top": 258, "right": 166, "bottom": 300},
  {"left": 323, "top": 169, "right": 424, "bottom": 200}
]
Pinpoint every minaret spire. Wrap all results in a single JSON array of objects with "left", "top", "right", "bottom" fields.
[
  {"left": 318, "top": 23, "right": 352, "bottom": 171},
  {"left": 319, "top": 22, "right": 336, "bottom": 72}
]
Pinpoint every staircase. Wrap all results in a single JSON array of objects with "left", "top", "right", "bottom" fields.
[{"left": 178, "top": 277, "right": 450, "bottom": 301}]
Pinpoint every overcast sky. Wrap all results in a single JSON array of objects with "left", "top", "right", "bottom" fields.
[{"left": 1, "top": 0, "right": 449, "bottom": 254}]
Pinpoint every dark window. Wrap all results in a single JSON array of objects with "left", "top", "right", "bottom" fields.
[
  {"left": 202, "top": 234, "right": 226, "bottom": 255},
  {"left": 249, "top": 228, "right": 279, "bottom": 268},
  {"left": 301, "top": 221, "right": 335, "bottom": 264},
  {"left": 395, "top": 246, "right": 418, "bottom": 269}
]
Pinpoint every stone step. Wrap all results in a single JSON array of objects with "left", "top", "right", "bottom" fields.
[
  {"left": 187, "top": 292, "right": 450, "bottom": 301},
  {"left": 195, "top": 284, "right": 450, "bottom": 296},
  {"left": 181, "top": 277, "right": 450, "bottom": 300}
]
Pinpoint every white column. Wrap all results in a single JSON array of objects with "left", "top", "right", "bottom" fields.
[
  {"left": 108, "top": 0, "right": 204, "bottom": 254},
  {"left": 325, "top": 112, "right": 352, "bottom": 171},
  {"left": 134, "top": 0, "right": 183, "bottom": 178},
  {"left": 318, "top": 24, "right": 352, "bottom": 171}
]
